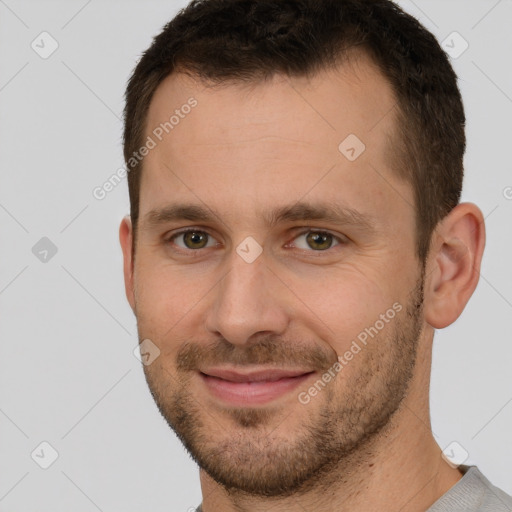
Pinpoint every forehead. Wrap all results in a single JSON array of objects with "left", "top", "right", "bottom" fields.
[
  {"left": 140, "top": 56, "right": 412, "bottom": 228},
  {"left": 146, "top": 54, "right": 397, "bottom": 148}
]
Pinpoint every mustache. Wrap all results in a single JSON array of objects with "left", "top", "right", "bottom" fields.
[{"left": 176, "top": 336, "right": 337, "bottom": 372}]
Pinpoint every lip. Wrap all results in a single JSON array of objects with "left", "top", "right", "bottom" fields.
[{"left": 199, "top": 367, "right": 315, "bottom": 406}]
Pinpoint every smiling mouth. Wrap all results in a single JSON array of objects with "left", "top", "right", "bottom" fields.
[{"left": 199, "top": 367, "right": 316, "bottom": 406}]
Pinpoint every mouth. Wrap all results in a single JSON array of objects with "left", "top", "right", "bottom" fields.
[{"left": 199, "top": 367, "right": 316, "bottom": 406}]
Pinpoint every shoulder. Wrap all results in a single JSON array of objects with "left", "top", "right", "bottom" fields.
[{"left": 428, "top": 466, "right": 512, "bottom": 512}]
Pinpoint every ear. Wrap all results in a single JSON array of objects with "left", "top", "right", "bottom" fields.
[
  {"left": 423, "top": 202, "right": 486, "bottom": 329},
  {"left": 119, "top": 216, "right": 136, "bottom": 312}
]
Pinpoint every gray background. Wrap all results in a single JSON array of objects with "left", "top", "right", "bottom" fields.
[{"left": 0, "top": 0, "right": 511, "bottom": 510}]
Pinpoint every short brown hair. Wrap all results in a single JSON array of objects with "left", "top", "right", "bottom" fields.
[{"left": 123, "top": 0, "right": 465, "bottom": 262}]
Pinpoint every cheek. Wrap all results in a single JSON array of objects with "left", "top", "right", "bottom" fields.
[
  {"left": 133, "top": 258, "right": 228, "bottom": 365},
  {"left": 133, "top": 263, "right": 199, "bottom": 336},
  {"left": 287, "top": 265, "right": 400, "bottom": 354}
]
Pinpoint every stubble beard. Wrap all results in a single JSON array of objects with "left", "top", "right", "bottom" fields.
[{"left": 141, "top": 275, "right": 425, "bottom": 498}]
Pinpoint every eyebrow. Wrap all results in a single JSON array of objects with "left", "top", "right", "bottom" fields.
[{"left": 141, "top": 201, "right": 376, "bottom": 234}]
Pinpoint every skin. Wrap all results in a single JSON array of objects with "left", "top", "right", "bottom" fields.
[{"left": 120, "top": 54, "right": 486, "bottom": 512}]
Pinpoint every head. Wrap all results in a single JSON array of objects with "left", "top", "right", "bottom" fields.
[{"left": 120, "top": 0, "right": 485, "bottom": 498}]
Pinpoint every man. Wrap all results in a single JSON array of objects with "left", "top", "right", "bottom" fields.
[{"left": 119, "top": 0, "right": 512, "bottom": 510}]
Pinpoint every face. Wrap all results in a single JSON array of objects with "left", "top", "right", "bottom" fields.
[{"left": 124, "top": 56, "right": 427, "bottom": 496}]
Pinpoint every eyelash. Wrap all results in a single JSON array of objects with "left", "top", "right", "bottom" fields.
[{"left": 165, "top": 228, "right": 346, "bottom": 254}]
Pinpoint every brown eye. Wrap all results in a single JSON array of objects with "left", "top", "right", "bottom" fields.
[
  {"left": 292, "top": 231, "right": 341, "bottom": 251},
  {"left": 184, "top": 231, "right": 208, "bottom": 249},
  {"left": 305, "top": 232, "right": 334, "bottom": 250},
  {"left": 172, "top": 230, "right": 215, "bottom": 250}
]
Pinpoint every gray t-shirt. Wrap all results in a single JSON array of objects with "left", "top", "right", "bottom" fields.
[
  {"left": 426, "top": 465, "right": 512, "bottom": 511},
  {"left": 195, "top": 465, "right": 512, "bottom": 511}
]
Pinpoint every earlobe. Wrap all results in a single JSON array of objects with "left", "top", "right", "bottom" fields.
[
  {"left": 119, "top": 216, "right": 136, "bottom": 312},
  {"left": 423, "top": 203, "right": 486, "bottom": 329}
]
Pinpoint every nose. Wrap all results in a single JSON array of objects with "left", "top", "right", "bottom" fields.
[{"left": 204, "top": 245, "right": 290, "bottom": 347}]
